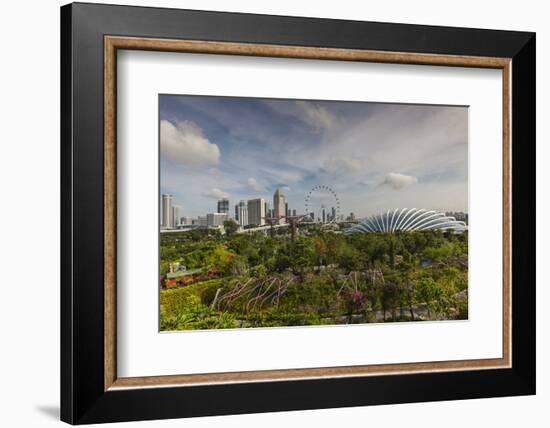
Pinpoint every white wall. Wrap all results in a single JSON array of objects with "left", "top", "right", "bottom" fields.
[{"left": 0, "top": 1, "right": 546, "bottom": 427}]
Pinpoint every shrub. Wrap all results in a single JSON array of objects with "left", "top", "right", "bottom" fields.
[
  {"left": 160, "top": 287, "right": 201, "bottom": 319},
  {"left": 160, "top": 303, "right": 238, "bottom": 331}
]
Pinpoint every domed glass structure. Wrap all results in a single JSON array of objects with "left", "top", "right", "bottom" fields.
[{"left": 346, "top": 208, "right": 467, "bottom": 234}]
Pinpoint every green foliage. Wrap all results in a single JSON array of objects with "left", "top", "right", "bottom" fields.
[
  {"left": 160, "top": 287, "right": 201, "bottom": 319},
  {"left": 456, "top": 294, "right": 469, "bottom": 320},
  {"left": 161, "top": 279, "right": 223, "bottom": 317},
  {"left": 250, "top": 264, "right": 267, "bottom": 278},
  {"left": 289, "top": 237, "right": 315, "bottom": 273},
  {"left": 223, "top": 219, "right": 239, "bottom": 236},
  {"left": 160, "top": 303, "right": 238, "bottom": 330},
  {"left": 223, "top": 254, "right": 247, "bottom": 276},
  {"left": 159, "top": 227, "right": 469, "bottom": 330},
  {"left": 423, "top": 241, "right": 454, "bottom": 261},
  {"left": 414, "top": 277, "right": 442, "bottom": 317}
]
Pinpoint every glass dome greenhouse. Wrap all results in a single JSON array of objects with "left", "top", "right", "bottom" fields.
[{"left": 345, "top": 208, "right": 467, "bottom": 234}]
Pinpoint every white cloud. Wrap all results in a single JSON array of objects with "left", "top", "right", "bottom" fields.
[
  {"left": 160, "top": 120, "right": 220, "bottom": 166},
  {"left": 380, "top": 172, "right": 418, "bottom": 190},
  {"left": 321, "top": 158, "right": 362, "bottom": 176},
  {"left": 296, "top": 101, "right": 335, "bottom": 131},
  {"left": 261, "top": 167, "right": 304, "bottom": 184},
  {"left": 247, "top": 177, "right": 265, "bottom": 192},
  {"left": 203, "top": 188, "right": 229, "bottom": 200}
]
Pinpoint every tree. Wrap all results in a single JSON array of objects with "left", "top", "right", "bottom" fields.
[
  {"left": 289, "top": 238, "right": 314, "bottom": 275},
  {"left": 274, "top": 254, "right": 291, "bottom": 272},
  {"left": 380, "top": 281, "right": 401, "bottom": 321},
  {"left": 414, "top": 277, "right": 443, "bottom": 319},
  {"left": 339, "top": 245, "right": 363, "bottom": 272},
  {"left": 397, "top": 262, "right": 415, "bottom": 320},
  {"left": 223, "top": 219, "right": 239, "bottom": 236},
  {"left": 423, "top": 241, "right": 453, "bottom": 262},
  {"left": 313, "top": 237, "right": 328, "bottom": 267},
  {"left": 258, "top": 237, "right": 277, "bottom": 270},
  {"left": 388, "top": 238, "right": 395, "bottom": 266}
]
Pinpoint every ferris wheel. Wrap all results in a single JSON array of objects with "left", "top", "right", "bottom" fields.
[{"left": 304, "top": 185, "right": 341, "bottom": 223}]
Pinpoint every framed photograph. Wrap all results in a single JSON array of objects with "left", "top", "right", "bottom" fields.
[{"left": 61, "top": 2, "right": 535, "bottom": 424}]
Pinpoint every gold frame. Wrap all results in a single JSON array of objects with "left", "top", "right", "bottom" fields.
[{"left": 104, "top": 36, "right": 512, "bottom": 391}]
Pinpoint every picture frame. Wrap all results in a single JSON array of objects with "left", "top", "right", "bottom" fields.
[{"left": 61, "top": 2, "right": 535, "bottom": 424}]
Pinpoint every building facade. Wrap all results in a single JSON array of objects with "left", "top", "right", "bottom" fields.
[
  {"left": 247, "top": 198, "right": 265, "bottom": 226},
  {"left": 195, "top": 216, "right": 207, "bottom": 227},
  {"left": 217, "top": 198, "right": 229, "bottom": 214},
  {"left": 206, "top": 212, "right": 228, "bottom": 227},
  {"left": 273, "top": 188, "right": 286, "bottom": 225},
  {"left": 236, "top": 200, "right": 248, "bottom": 227},
  {"left": 161, "top": 194, "right": 173, "bottom": 228},
  {"left": 172, "top": 206, "right": 180, "bottom": 227}
]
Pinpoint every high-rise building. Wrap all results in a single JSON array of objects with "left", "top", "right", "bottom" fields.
[
  {"left": 331, "top": 207, "right": 336, "bottom": 222},
  {"left": 273, "top": 188, "right": 286, "bottom": 225},
  {"left": 161, "top": 194, "right": 173, "bottom": 228},
  {"left": 237, "top": 200, "right": 248, "bottom": 227},
  {"left": 292, "top": 209, "right": 296, "bottom": 217},
  {"left": 264, "top": 201, "right": 270, "bottom": 220},
  {"left": 207, "top": 212, "right": 228, "bottom": 227},
  {"left": 172, "top": 206, "right": 180, "bottom": 227},
  {"left": 235, "top": 204, "right": 239, "bottom": 221},
  {"left": 285, "top": 202, "right": 289, "bottom": 218},
  {"left": 181, "top": 216, "right": 193, "bottom": 225},
  {"left": 217, "top": 198, "right": 229, "bottom": 214},
  {"left": 247, "top": 198, "right": 265, "bottom": 226}
]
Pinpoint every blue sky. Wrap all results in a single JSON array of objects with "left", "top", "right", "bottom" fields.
[{"left": 160, "top": 94, "right": 468, "bottom": 219}]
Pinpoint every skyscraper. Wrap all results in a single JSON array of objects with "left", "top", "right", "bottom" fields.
[
  {"left": 161, "top": 194, "right": 173, "bottom": 228},
  {"left": 172, "top": 205, "right": 180, "bottom": 227},
  {"left": 217, "top": 198, "right": 229, "bottom": 214},
  {"left": 247, "top": 198, "right": 265, "bottom": 226},
  {"left": 273, "top": 188, "right": 286, "bottom": 225},
  {"left": 237, "top": 200, "right": 248, "bottom": 227}
]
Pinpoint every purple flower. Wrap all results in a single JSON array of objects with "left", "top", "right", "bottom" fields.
[{"left": 351, "top": 290, "right": 366, "bottom": 304}]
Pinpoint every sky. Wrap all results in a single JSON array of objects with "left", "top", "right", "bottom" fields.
[{"left": 160, "top": 94, "right": 468, "bottom": 219}]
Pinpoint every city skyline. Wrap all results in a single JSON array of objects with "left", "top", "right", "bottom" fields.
[
  {"left": 160, "top": 188, "right": 307, "bottom": 229},
  {"left": 160, "top": 95, "right": 468, "bottom": 219},
  {"left": 160, "top": 188, "right": 466, "bottom": 231}
]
